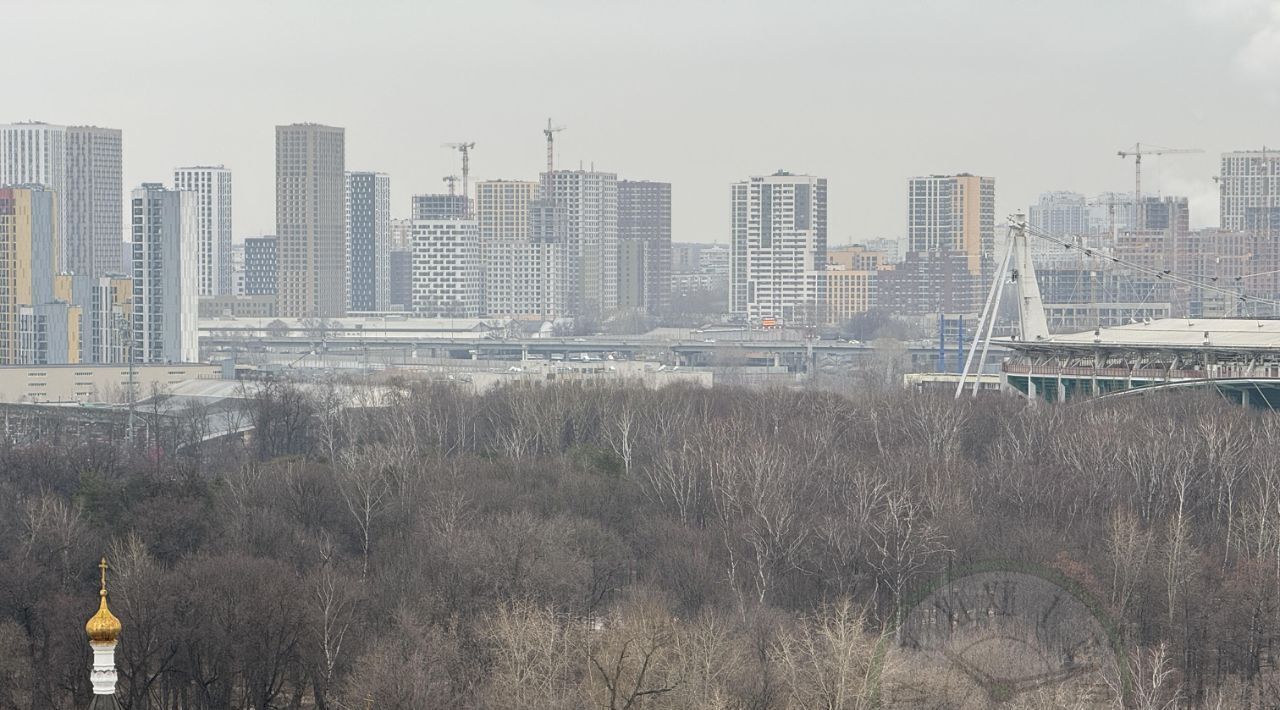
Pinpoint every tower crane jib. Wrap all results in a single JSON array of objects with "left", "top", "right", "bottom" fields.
[{"left": 1116, "top": 143, "right": 1203, "bottom": 228}]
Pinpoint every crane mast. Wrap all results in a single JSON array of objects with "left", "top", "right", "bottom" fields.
[
  {"left": 443, "top": 142, "right": 475, "bottom": 214},
  {"left": 1116, "top": 143, "right": 1203, "bottom": 229},
  {"left": 543, "top": 118, "right": 565, "bottom": 179}
]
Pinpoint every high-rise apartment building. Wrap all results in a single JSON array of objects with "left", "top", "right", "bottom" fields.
[
  {"left": 19, "top": 272, "right": 80, "bottom": 365},
  {"left": 474, "top": 180, "right": 562, "bottom": 320},
  {"left": 19, "top": 299, "right": 81, "bottom": 365},
  {"left": 276, "top": 123, "right": 346, "bottom": 318},
  {"left": 0, "top": 123, "right": 66, "bottom": 263},
  {"left": 1029, "top": 191, "right": 1088, "bottom": 237},
  {"left": 131, "top": 183, "right": 197, "bottom": 363},
  {"left": 1115, "top": 197, "right": 1192, "bottom": 288},
  {"left": 823, "top": 267, "right": 875, "bottom": 326},
  {"left": 730, "top": 171, "right": 828, "bottom": 322},
  {"left": 243, "top": 236, "right": 277, "bottom": 296},
  {"left": 907, "top": 174, "right": 995, "bottom": 278},
  {"left": 389, "top": 247, "right": 412, "bottom": 310},
  {"left": 617, "top": 180, "right": 671, "bottom": 316},
  {"left": 543, "top": 170, "right": 618, "bottom": 319},
  {"left": 74, "top": 275, "right": 132, "bottom": 364},
  {"left": 480, "top": 239, "right": 563, "bottom": 320},
  {"left": 1, "top": 122, "right": 123, "bottom": 277},
  {"left": 0, "top": 186, "right": 80, "bottom": 364},
  {"left": 174, "top": 166, "right": 233, "bottom": 296},
  {"left": 1137, "top": 196, "right": 1190, "bottom": 235},
  {"left": 412, "top": 193, "right": 469, "bottom": 220},
  {"left": 875, "top": 251, "right": 980, "bottom": 316},
  {"left": 0, "top": 123, "right": 66, "bottom": 194},
  {"left": 66, "top": 126, "right": 123, "bottom": 277},
  {"left": 345, "top": 172, "right": 391, "bottom": 312},
  {"left": 618, "top": 240, "right": 646, "bottom": 314},
  {"left": 410, "top": 219, "right": 482, "bottom": 317},
  {"left": 1220, "top": 150, "right": 1280, "bottom": 232},
  {"left": 476, "top": 180, "right": 538, "bottom": 243},
  {"left": 1219, "top": 152, "right": 1280, "bottom": 301}
]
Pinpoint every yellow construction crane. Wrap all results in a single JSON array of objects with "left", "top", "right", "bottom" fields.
[
  {"left": 443, "top": 142, "right": 475, "bottom": 208},
  {"left": 1116, "top": 143, "right": 1203, "bottom": 228},
  {"left": 543, "top": 118, "right": 566, "bottom": 177}
]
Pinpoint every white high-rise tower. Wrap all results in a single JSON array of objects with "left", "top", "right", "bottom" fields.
[
  {"left": 131, "top": 183, "right": 198, "bottom": 363},
  {"left": 1220, "top": 150, "right": 1280, "bottom": 232},
  {"left": 1, "top": 123, "right": 68, "bottom": 267},
  {"left": 730, "top": 171, "right": 828, "bottom": 323},
  {"left": 542, "top": 169, "right": 618, "bottom": 319},
  {"left": 174, "top": 166, "right": 233, "bottom": 296},
  {"left": 1, "top": 122, "right": 123, "bottom": 277}
]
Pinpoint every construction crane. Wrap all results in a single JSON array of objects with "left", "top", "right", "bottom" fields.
[
  {"left": 1116, "top": 143, "right": 1203, "bottom": 229},
  {"left": 442, "top": 175, "right": 459, "bottom": 196},
  {"left": 443, "top": 142, "right": 475, "bottom": 207},
  {"left": 543, "top": 118, "right": 565, "bottom": 177}
]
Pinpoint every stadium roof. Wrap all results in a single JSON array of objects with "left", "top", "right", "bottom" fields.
[{"left": 1003, "top": 318, "right": 1280, "bottom": 352}]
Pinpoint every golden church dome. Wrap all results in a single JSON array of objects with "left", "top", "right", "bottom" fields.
[{"left": 85, "top": 558, "right": 121, "bottom": 645}]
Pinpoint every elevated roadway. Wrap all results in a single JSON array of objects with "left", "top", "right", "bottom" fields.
[{"left": 200, "top": 333, "right": 998, "bottom": 374}]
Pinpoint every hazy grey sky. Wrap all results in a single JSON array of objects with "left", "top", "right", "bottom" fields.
[{"left": 9, "top": 0, "right": 1280, "bottom": 243}]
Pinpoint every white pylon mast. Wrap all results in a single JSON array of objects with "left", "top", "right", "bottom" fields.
[
  {"left": 1010, "top": 215, "right": 1049, "bottom": 342},
  {"left": 955, "top": 229, "right": 1011, "bottom": 399},
  {"left": 955, "top": 213, "right": 1048, "bottom": 398}
]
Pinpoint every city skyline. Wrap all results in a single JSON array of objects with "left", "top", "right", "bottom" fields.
[
  {"left": 9, "top": 1, "right": 1279, "bottom": 245},
  {"left": 9, "top": 6, "right": 1280, "bottom": 708}
]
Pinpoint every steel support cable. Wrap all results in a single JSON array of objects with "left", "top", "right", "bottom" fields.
[
  {"left": 1020, "top": 221, "right": 1280, "bottom": 309},
  {"left": 1027, "top": 224, "right": 1261, "bottom": 303}
]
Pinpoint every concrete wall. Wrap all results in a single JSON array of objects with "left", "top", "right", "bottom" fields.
[{"left": 0, "top": 363, "right": 220, "bottom": 403}]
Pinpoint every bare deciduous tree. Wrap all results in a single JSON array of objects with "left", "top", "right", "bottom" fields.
[{"left": 774, "top": 599, "right": 888, "bottom": 710}]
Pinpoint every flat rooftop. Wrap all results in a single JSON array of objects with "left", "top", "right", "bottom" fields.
[
  {"left": 199, "top": 316, "right": 502, "bottom": 332},
  {"left": 1005, "top": 318, "right": 1280, "bottom": 351}
]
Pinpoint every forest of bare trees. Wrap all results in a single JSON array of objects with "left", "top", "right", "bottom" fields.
[{"left": 3, "top": 379, "right": 1280, "bottom": 708}]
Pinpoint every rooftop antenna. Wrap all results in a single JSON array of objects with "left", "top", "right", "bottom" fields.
[{"left": 442, "top": 175, "right": 459, "bottom": 196}]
